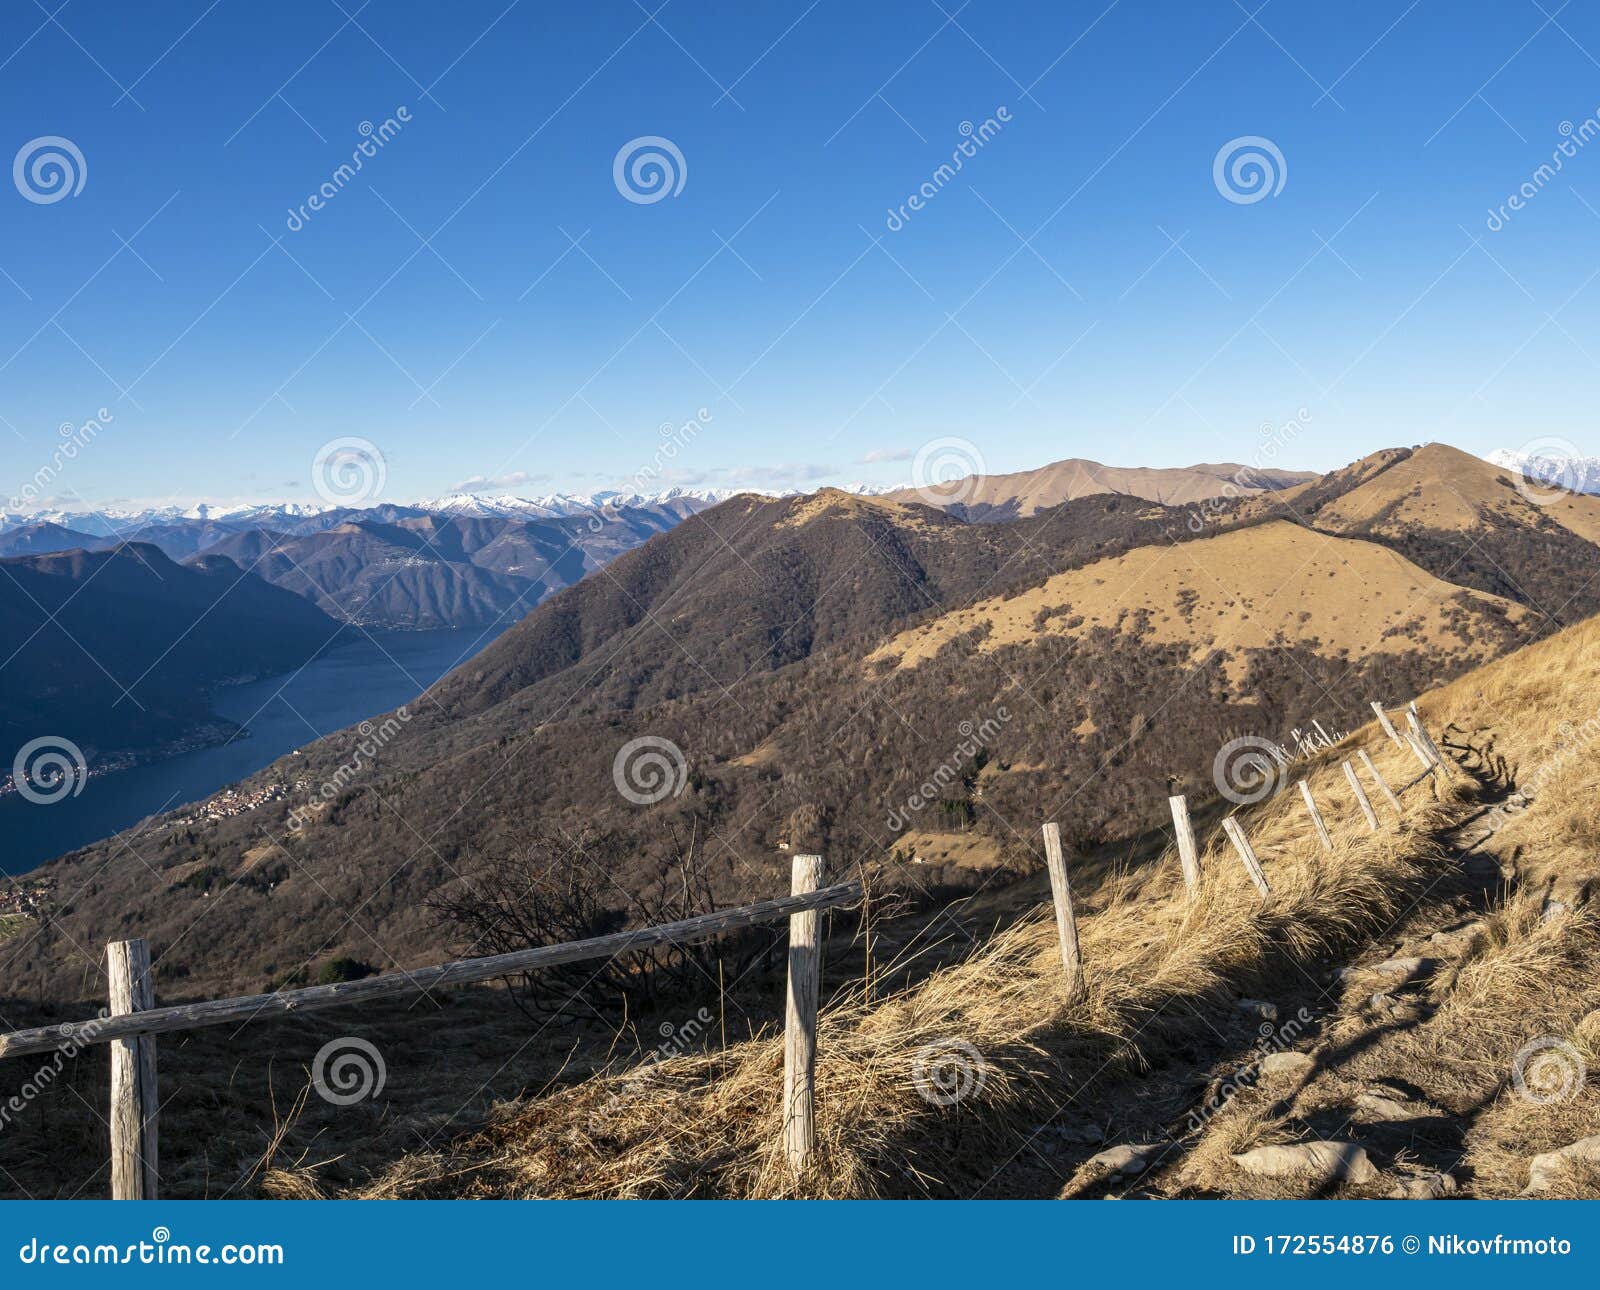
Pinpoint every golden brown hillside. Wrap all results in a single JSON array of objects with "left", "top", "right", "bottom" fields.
[
  {"left": 868, "top": 518, "right": 1529, "bottom": 684},
  {"left": 1311, "top": 442, "right": 1600, "bottom": 543}
]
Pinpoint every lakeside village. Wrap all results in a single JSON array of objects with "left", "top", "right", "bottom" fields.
[
  {"left": 168, "top": 778, "right": 308, "bottom": 828},
  {"left": 0, "top": 876, "right": 54, "bottom": 924}
]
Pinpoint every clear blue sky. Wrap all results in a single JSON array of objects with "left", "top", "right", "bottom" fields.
[{"left": 1, "top": 0, "right": 1596, "bottom": 509}]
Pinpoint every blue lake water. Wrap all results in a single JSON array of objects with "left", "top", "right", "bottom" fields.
[{"left": 1, "top": 629, "right": 493, "bottom": 875}]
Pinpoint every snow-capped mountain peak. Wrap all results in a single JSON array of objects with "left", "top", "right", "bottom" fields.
[
  {"left": 1485, "top": 448, "right": 1600, "bottom": 496},
  {"left": 1, "top": 483, "right": 897, "bottom": 534}
]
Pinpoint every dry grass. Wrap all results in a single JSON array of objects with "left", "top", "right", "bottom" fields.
[
  {"left": 1134, "top": 615, "right": 1600, "bottom": 1199},
  {"left": 332, "top": 739, "right": 1465, "bottom": 1198},
  {"left": 868, "top": 519, "right": 1527, "bottom": 679}
]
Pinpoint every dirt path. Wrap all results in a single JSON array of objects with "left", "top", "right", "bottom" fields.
[
  {"left": 982, "top": 736, "right": 1566, "bottom": 1200},
  {"left": 1011, "top": 725, "right": 1600, "bottom": 1201}
]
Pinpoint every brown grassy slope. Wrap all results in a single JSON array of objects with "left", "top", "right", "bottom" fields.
[
  {"left": 343, "top": 613, "right": 1600, "bottom": 1200},
  {"left": 1130, "top": 614, "right": 1600, "bottom": 1199},
  {"left": 867, "top": 518, "right": 1529, "bottom": 682},
  {"left": 1312, "top": 441, "right": 1600, "bottom": 544}
]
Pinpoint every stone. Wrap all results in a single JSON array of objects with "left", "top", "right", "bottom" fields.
[
  {"left": 1525, "top": 1134, "right": 1600, "bottom": 1194},
  {"left": 1259, "top": 1051, "right": 1315, "bottom": 1078},
  {"left": 1084, "top": 1142, "right": 1167, "bottom": 1178},
  {"left": 1356, "top": 1090, "right": 1434, "bottom": 1122},
  {"left": 1231, "top": 1142, "right": 1379, "bottom": 1185},
  {"left": 1371, "top": 956, "right": 1433, "bottom": 977},
  {"left": 1389, "top": 1171, "right": 1457, "bottom": 1199}
]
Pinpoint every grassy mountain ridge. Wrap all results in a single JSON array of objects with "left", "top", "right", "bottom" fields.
[{"left": 6, "top": 445, "right": 1594, "bottom": 1004}]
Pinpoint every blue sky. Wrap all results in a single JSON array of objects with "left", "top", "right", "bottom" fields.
[{"left": 1, "top": 0, "right": 1597, "bottom": 509}]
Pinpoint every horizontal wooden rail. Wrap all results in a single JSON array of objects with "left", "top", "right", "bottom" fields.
[{"left": 0, "top": 881, "right": 862, "bottom": 1061}]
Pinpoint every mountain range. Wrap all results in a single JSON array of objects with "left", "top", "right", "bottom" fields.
[
  {"left": 8, "top": 440, "right": 1600, "bottom": 1001},
  {"left": 883, "top": 457, "right": 1318, "bottom": 518}
]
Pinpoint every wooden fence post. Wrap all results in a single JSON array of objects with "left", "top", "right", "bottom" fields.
[
  {"left": 1220, "top": 817, "right": 1272, "bottom": 898},
  {"left": 1406, "top": 709, "right": 1445, "bottom": 769},
  {"left": 1358, "top": 749, "right": 1402, "bottom": 816},
  {"left": 1041, "top": 824, "right": 1085, "bottom": 999},
  {"left": 1343, "top": 761, "right": 1379, "bottom": 830},
  {"left": 1370, "top": 701, "right": 1402, "bottom": 746},
  {"left": 1298, "top": 781, "right": 1333, "bottom": 852},
  {"left": 782, "top": 854, "right": 824, "bottom": 1178},
  {"left": 1168, "top": 795, "right": 1202, "bottom": 900},
  {"left": 107, "top": 938, "right": 158, "bottom": 1201}
]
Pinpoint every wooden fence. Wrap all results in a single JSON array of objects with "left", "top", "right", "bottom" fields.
[
  {"left": 0, "top": 697, "right": 1448, "bottom": 1201},
  {"left": 0, "top": 858, "right": 860, "bottom": 1199}
]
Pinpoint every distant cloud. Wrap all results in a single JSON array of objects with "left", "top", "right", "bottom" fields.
[
  {"left": 449, "top": 469, "right": 555, "bottom": 494},
  {"left": 858, "top": 447, "right": 912, "bottom": 464}
]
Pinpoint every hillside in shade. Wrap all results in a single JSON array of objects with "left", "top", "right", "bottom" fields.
[{"left": 0, "top": 543, "right": 338, "bottom": 758}]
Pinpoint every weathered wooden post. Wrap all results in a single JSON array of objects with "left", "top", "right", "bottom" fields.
[
  {"left": 782, "top": 854, "right": 824, "bottom": 1177},
  {"left": 1343, "top": 761, "right": 1379, "bottom": 830},
  {"left": 1220, "top": 817, "right": 1271, "bottom": 897},
  {"left": 1298, "top": 781, "right": 1333, "bottom": 851},
  {"left": 1312, "top": 719, "right": 1334, "bottom": 748},
  {"left": 1041, "top": 823, "right": 1085, "bottom": 999},
  {"left": 1358, "top": 749, "right": 1402, "bottom": 816},
  {"left": 107, "top": 938, "right": 158, "bottom": 1200},
  {"left": 1406, "top": 709, "right": 1445, "bottom": 768},
  {"left": 1370, "top": 701, "right": 1402, "bottom": 746},
  {"left": 1168, "top": 795, "right": 1203, "bottom": 900}
]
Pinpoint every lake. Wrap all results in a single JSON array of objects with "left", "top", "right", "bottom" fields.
[{"left": 1, "top": 628, "right": 494, "bottom": 875}]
